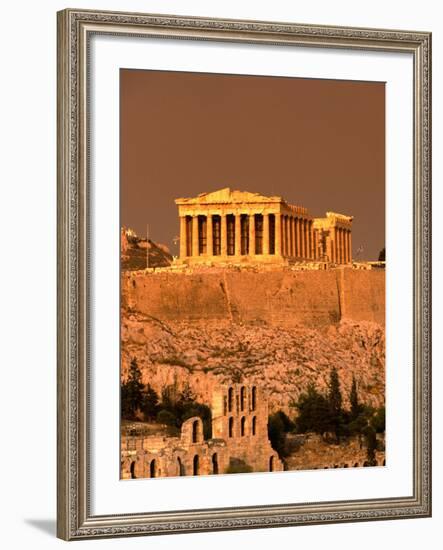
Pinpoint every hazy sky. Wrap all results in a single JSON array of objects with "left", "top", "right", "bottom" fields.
[{"left": 120, "top": 69, "right": 385, "bottom": 260}]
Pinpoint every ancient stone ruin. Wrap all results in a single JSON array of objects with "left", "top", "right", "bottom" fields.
[
  {"left": 121, "top": 384, "right": 283, "bottom": 479},
  {"left": 175, "top": 187, "right": 353, "bottom": 265}
]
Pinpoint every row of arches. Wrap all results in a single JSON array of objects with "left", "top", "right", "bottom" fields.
[
  {"left": 130, "top": 458, "right": 158, "bottom": 479},
  {"left": 228, "top": 415, "right": 257, "bottom": 437},
  {"left": 130, "top": 453, "right": 221, "bottom": 479},
  {"left": 176, "top": 453, "right": 220, "bottom": 476},
  {"left": 227, "top": 386, "right": 257, "bottom": 414}
]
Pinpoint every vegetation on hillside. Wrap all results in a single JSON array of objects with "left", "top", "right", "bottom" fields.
[
  {"left": 268, "top": 368, "right": 385, "bottom": 465},
  {"left": 121, "top": 358, "right": 212, "bottom": 438}
]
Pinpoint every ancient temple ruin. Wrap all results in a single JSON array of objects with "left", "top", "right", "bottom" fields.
[
  {"left": 121, "top": 384, "right": 283, "bottom": 479},
  {"left": 175, "top": 188, "right": 353, "bottom": 265}
]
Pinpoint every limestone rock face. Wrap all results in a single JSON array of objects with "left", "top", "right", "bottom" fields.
[{"left": 121, "top": 312, "right": 385, "bottom": 414}]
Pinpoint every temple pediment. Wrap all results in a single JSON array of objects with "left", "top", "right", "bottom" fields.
[{"left": 175, "top": 187, "right": 282, "bottom": 205}]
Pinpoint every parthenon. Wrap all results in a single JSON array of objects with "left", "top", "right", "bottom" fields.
[{"left": 175, "top": 188, "right": 353, "bottom": 265}]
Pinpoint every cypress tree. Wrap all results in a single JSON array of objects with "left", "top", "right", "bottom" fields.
[
  {"left": 349, "top": 376, "right": 360, "bottom": 421},
  {"left": 121, "top": 358, "right": 144, "bottom": 420},
  {"left": 364, "top": 426, "right": 378, "bottom": 466},
  {"left": 141, "top": 384, "right": 159, "bottom": 421},
  {"left": 328, "top": 367, "right": 343, "bottom": 440},
  {"left": 294, "top": 384, "right": 331, "bottom": 436}
]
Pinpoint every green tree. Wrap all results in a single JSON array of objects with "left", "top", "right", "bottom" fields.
[
  {"left": 268, "top": 413, "right": 286, "bottom": 457},
  {"left": 364, "top": 426, "right": 378, "bottom": 466},
  {"left": 174, "top": 383, "right": 196, "bottom": 420},
  {"left": 371, "top": 406, "right": 386, "bottom": 433},
  {"left": 328, "top": 367, "right": 343, "bottom": 439},
  {"left": 349, "top": 376, "right": 360, "bottom": 421},
  {"left": 294, "top": 384, "right": 331, "bottom": 436},
  {"left": 141, "top": 384, "right": 159, "bottom": 422},
  {"left": 274, "top": 410, "right": 295, "bottom": 433},
  {"left": 225, "top": 459, "right": 253, "bottom": 474},
  {"left": 121, "top": 358, "right": 144, "bottom": 420},
  {"left": 156, "top": 383, "right": 212, "bottom": 438},
  {"left": 156, "top": 409, "right": 177, "bottom": 427}
]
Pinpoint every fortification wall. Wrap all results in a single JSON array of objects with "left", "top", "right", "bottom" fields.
[
  {"left": 339, "top": 268, "right": 385, "bottom": 325},
  {"left": 122, "top": 268, "right": 385, "bottom": 327}
]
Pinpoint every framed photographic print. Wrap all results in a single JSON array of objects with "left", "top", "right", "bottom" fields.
[{"left": 57, "top": 8, "right": 431, "bottom": 540}]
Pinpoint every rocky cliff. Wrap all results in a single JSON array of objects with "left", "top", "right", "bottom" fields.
[{"left": 121, "top": 267, "right": 385, "bottom": 414}]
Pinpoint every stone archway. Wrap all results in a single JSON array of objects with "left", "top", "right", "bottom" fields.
[
  {"left": 212, "top": 453, "right": 219, "bottom": 474},
  {"left": 193, "top": 454, "right": 199, "bottom": 476},
  {"left": 269, "top": 456, "right": 274, "bottom": 472},
  {"left": 177, "top": 456, "right": 185, "bottom": 476},
  {"left": 192, "top": 420, "right": 199, "bottom": 443}
]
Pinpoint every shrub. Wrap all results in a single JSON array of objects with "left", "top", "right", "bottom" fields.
[
  {"left": 121, "top": 358, "right": 144, "bottom": 420},
  {"left": 371, "top": 406, "right": 386, "bottom": 433},
  {"left": 225, "top": 460, "right": 253, "bottom": 474},
  {"left": 268, "top": 413, "right": 287, "bottom": 457},
  {"left": 156, "top": 409, "right": 177, "bottom": 427},
  {"left": 294, "top": 384, "right": 331, "bottom": 435},
  {"left": 274, "top": 410, "right": 295, "bottom": 432}
]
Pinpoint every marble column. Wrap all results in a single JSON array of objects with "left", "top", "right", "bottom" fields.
[
  {"left": 285, "top": 216, "right": 291, "bottom": 256},
  {"left": 295, "top": 218, "right": 301, "bottom": 257},
  {"left": 338, "top": 227, "right": 345, "bottom": 264},
  {"left": 337, "top": 227, "right": 342, "bottom": 264},
  {"left": 313, "top": 222, "right": 316, "bottom": 259},
  {"left": 192, "top": 215, "right": 199, "bottom": 257},
  {"left": 291, "top": 217, "right": 296, "bottom": 257},
  {"left": 285, "top": 215, "right": 291, "bottom": 256},
  {"left": 263, "top": 213, "right": 270, "bottom": 255},
  {"left": 206, "top": 214, "right": 213, "bottom": 257},
  {"left": 289, "top": 217, "right": 293, "bottom": 256},
  {"left": 341, "top": 228, "right": 345, "bottom": 264},
  {"left": 281, "top": 216, "right": 286, "bottom": 256},
  {"left": 299, "top": 219, "right": 304, "bottom": 258},
  {"left": 275, "top": 214, "right": 282, "bottom": 255},
  {"left": 335, "top": 227, "right": 340, "bottom": 263},
  {"left": 221, "top": 214, "right": 227, "bottom": 256},
  {"left": 249, "top": 213, "right": 256, "bottom": 255},
  {"left": 326, "top": 231, "right": 333, "bottom": 262},
  {"left": 287, "top": 217, "right": 292, "bottom": 257},
  {"left": 336, "top": 227, "right": 340, "bottom": 263},
  {"left": 179, "top": 216, "right": 187, "bottom": 258},
  {"left": 348, "top": 230, "right": 352, "bottom": 263},
  {"left": 308, "top": 221, "right": 313, "bottom": 259},
  {"left": 234, "top": 214, "right": 241, "bottom": 256},
  {"left": 304, "top": 220, "right": 308, "bottom": 259},
  {"left": 307, "top": 220, "right": 310, "bottom": 259}
]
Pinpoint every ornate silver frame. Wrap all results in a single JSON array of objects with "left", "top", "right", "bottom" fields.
[{"left": 57, "top": 8, "right": 431, "bottom": 540}]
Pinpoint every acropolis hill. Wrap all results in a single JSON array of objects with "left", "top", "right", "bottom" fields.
[{"left": 121, "top": 187, "right": 385, "bottom": 417}]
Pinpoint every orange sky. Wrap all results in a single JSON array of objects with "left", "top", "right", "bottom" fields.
[{"left": 120, "top": 69, "right": 385, "bottom": 260}]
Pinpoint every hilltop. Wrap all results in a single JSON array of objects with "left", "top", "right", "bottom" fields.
[{"left": 121, "top": 228, "right": 173, "bottom": 270}]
